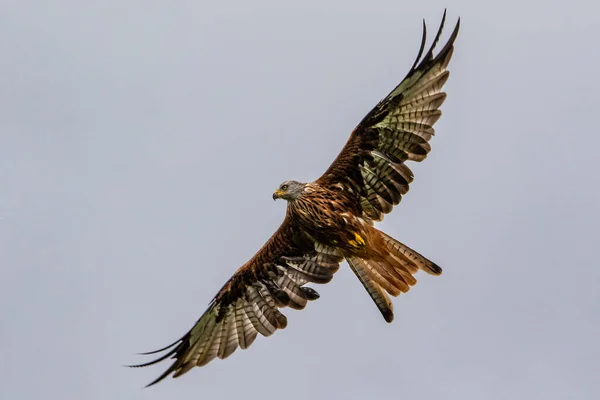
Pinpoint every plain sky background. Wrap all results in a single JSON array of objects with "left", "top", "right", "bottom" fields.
[{"left": 1, "top": 1, "right": 599, "bottom": 399}]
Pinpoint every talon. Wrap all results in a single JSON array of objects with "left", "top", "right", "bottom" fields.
[
  {"left": 353, "top": 232, "right": 365, "bottom": 246},
  {"left": 348, "top": 232, "right": 365, "bottom": 248}
]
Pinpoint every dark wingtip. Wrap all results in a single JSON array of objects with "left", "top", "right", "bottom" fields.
[
  {"left": 140, "top": 356, "right": 182, "bottom": 388},
  {"left": 411, "top": 10, "right": 460, "bottom": 74},
  {"left": 427, "top": 9, "right": 448, "bottom": 59},
  {"left": 410, "top": 19, "right": 428, "bottom": 72},
  {"left": 134, "top": 338, "right": 181, "bottom": 356},
  {"left": 409, "top": 10, "right": 460, "bottom": 76},
  {"left": 144, "top": 370, "right": 173, "bottom": 388},
  {"left": 126, "top": 337, "right": 186, "bottom": 387}
]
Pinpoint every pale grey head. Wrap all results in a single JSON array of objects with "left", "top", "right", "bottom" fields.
[{"left": 273, "top": 180, "right": 306, "bottom": 201}]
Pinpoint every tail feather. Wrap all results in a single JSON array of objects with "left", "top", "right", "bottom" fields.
[
  {"left": 374, "top": 258, "right": 414, "bottom": 290},
  {"left": 385, "top": 254, "right": 418, "bottom": 286},
  {"left": 380, "top": 231, "right": 442, "bottom": 275},
  {"left": 346, "top": 257, "right": 394, "bottom": 322},
  {"left": 345, "top": 228, "right": 441, "bottom": 322},
  {"left": 362, "top": 259, "right": 403, "bottom": 296}
]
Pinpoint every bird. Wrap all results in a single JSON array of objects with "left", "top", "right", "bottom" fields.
[{"left": 131, "top": 11, "right": 460, "bottom": 387}]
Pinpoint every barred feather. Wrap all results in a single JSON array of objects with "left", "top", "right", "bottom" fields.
[
  {"left": 317, "top": 12, "right": 459, "bottom": 222},
  {"left": 130, "top": 219, "right": 342, "bottom": 386},
  {"left": 347, "top": 257, "right": 394, "bottom": 322}
]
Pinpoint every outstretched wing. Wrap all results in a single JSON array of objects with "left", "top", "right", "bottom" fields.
[
  {"left": 130, "top": 217, "right": 343, "bottom": 386},
  {"left": 317, "top": 11, "right": 460, "bottom": 222}
]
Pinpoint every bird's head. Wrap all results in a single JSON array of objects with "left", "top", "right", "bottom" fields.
[{"left": 273, "top": 180, "right": 305, "bottom": 201}]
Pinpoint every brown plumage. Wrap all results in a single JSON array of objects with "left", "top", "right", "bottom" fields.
[{"left": 130, "top": 11, "right": 459, "bottom": 386}]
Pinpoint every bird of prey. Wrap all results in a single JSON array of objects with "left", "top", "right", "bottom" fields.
[{"left": 132, "top": 11, "right": 460, "bottom": 386}]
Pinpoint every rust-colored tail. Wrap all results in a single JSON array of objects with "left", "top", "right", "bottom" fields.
[{"left": 346, "top": 228, "right": 441, "bottom": 322}]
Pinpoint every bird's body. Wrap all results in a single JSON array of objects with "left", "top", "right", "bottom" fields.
[
  {"left": 286, "top": 182, "right": 364, "bottom": 248},
  {"left": 131, "top": 11, "right": 460, "bottom": 386},
  {"left": 285, "top": 183, "right": 394, "bottom": 262}
]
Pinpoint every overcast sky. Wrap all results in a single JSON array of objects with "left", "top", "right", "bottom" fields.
[{"left": 1, "top": 1, "right": 599, "bottom": 399}]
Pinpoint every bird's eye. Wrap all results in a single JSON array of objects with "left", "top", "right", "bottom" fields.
[{"left": 281, "top": 185, "right": 288, "bottom": 191}]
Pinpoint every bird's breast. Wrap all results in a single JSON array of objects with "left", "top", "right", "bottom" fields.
[{"left": 287, "top": 189, "right": 365, "bottom": 251}]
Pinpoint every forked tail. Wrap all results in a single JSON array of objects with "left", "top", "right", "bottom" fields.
[{"left": 346, "top": 229, "right": 441, "bottom": 322}]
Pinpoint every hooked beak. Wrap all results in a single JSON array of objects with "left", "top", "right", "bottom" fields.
[{"left": 272, "top": 190, "right": 284, "bottom": 200}]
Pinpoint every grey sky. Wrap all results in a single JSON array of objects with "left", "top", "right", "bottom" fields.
[{"left": 1, "top": 1, "right": 598, "bottom": 399}]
